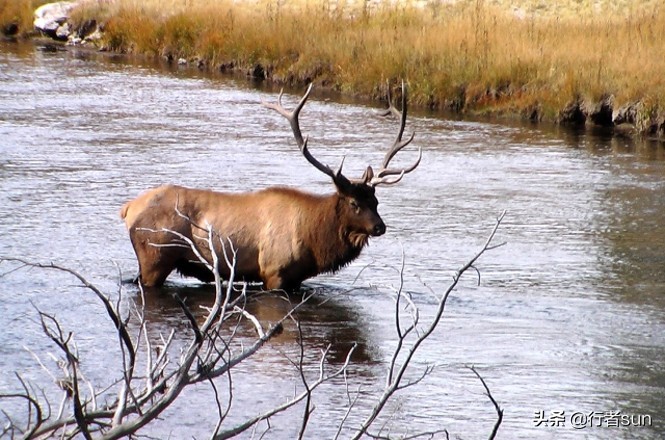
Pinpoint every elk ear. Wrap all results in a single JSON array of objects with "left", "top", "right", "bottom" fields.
[{"left": 332, "top": 172, "right": 354, "bottom": 195}]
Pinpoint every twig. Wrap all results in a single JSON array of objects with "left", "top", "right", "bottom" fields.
[
  {"left": 352, "top": 210, "right": 507, "bottom": 439},
  {"left": 470, "top": 366, "right": 503, "bottom": 440},
  {"left": 296, "top": 322, "right": 313, "bottom": 440},
  {"left": 0, "top": 210, "right": 507, "bottom": 439}
]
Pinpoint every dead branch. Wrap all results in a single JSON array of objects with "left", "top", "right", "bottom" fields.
[
  {"left": 470, "top": 366, "right": 503, "bottom": 440},
  {"left": 349, "top": 211, "right": 507, "bottom": 440},
  {"left": 0, "top": 221, "right": 354, "bottom": 439},
  {"left": 1, "top": 210, "right": 506, "bottom": 439}
]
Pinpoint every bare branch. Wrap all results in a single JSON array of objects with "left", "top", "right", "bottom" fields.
[
  {"left": 296, "top": 322, "right": 313, "bottom": 440},
  {"left": 233, "top": 306, "right": 265, "bottom": 338},
  {"left": 213, "top": 343, "right": 357, "bottom": 440},
  {"left": 1, "top": 210, "right": 506, "bottom": 440},
  {"left": 470, "top": 366, "right": 503, "bottom": 440},
  {"left": 0, "top": 390, "right": 43, "bottom": 438},
  {"left": 173, "top": 293, "right": 203, "bottom": 344},
  {"left": 352, "top": 211, "right": 507, "bottom": 439},
  {"left": 4, "top": 257, "right": 137, "bottom": 378}
]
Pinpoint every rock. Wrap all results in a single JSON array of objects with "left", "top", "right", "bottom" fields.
[
  {"left": 613, "top": 123, "right": 637, "bottom": 137},
  {"left": 77, "top": 19, "right": 98, "bottom": 39},
  {"left": 613, "top": 101, "right": 665, "bottom": 138},
  {"left": 55, "top": 22, "right": 71, "bottom": 40},
  {"left": 34, "top": 1, "right": 78, "bottom": 41},
  {"left": 34, "top": 1, "right": 103, "bottom": 45},
  {"left": 613, "top": 100, "right": 657, "bottom": 134}
]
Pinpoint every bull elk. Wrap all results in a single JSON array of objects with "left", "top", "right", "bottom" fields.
[{"left": 120, "top": 82, "right": 421, "bottom": 291}]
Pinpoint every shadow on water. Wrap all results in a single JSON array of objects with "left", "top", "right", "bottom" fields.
[{"left": 131, "top": 282, "right": 379, "bottom": 367}]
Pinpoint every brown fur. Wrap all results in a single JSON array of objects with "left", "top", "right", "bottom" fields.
[{"left": 120, "top": 183, "right": 385, "bottom": 291}]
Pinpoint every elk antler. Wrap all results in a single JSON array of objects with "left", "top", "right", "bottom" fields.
[
  {"left": 367, "top": 81, "right": 422, "bottom": 187},
  {"left": 262, "top": 84, "right": 348, "bottom": 184},
  {"left": 263, "top": 82, "right": 420, "bottom": 189}
]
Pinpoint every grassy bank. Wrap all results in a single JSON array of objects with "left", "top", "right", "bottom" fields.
[
  {"left": 3, "top": 0, "right": 665, "bottom": 135},
  {"left": 0, "top": 0, "right": 49, "bottom": 36}
]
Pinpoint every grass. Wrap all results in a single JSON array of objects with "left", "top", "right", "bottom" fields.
[
  {"left": 0, "top": 0, "right": 50, "bottom": 37},
  {"left": 3, "top": 0, "right": 665, "bottom": 131}
]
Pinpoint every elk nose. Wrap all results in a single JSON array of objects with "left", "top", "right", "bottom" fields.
[{"left": 373, "top": 222, "right": 386, "bottom": 236}]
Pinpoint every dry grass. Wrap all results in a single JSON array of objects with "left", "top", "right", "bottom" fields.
[
  {"left": 0, "top": 0, "right": 50, "bottom": 36},
  {"left": 4, "top": 0, "right": 665, "bottom": 124}
]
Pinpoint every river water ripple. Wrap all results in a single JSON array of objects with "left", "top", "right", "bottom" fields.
[{"left": 1, "top": 42, "right": 664, "bottom": 439}]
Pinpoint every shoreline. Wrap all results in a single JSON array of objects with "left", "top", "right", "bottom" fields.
[{"left": 4, "top": 0, "right": 665, "bottom": 142}]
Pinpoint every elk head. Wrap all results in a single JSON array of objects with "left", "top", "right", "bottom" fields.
[{"left": 263, "top": 81, "right": 422, "bottom": 244}]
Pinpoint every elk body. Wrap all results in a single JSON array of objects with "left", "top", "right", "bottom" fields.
[{"left": 120, "top": 83, "right": 421, "bottom": 291}]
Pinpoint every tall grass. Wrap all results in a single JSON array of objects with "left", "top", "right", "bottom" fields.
[
  {"left": 5, "top": 0, "right": 665, "bottom": 123},
  {"left": 0, "top": 0, "right": 49, "bottom": 37}
]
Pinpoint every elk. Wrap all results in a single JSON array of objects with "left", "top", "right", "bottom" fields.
[{"left": 120, "top": 82, "right": 421, "bottom": 291}]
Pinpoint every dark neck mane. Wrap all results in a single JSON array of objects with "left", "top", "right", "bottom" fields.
[{"left": 311, "top": 195, "right": 368, "bottom": 274}]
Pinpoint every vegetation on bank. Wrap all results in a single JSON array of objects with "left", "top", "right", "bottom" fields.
[
  {"left": 3, "top": 0, "right": 665, "bottom": 135},
  {"left": 0, "top": 0, "right": 49, "bottom": 36}
]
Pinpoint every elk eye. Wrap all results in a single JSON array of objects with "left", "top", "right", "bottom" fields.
[{"left": 349, "top": 199, "right": 361, "bottom": 214}]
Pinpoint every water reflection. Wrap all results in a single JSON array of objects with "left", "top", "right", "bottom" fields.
[
  {"left": 1, "top": 40, "right": 665, "bottom": 438},
  {"left": 135, "top": 283, "right": 378, "bottom": 366},
  {"left": 598, "top": 183, "right": 665, "bottom": 305}
]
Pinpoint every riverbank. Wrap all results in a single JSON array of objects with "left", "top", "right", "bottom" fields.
[{"left": 3, "top": 0, "right": 665, "bottom": 139}]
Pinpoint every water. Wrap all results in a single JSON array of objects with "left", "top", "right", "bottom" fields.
[{"left": 1, "top": 41, "right": 664, "bottom": 439}]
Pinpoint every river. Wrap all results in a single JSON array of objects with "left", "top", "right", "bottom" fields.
[{"left": 0, "top": 41, "right": 663, "bottom": 439}]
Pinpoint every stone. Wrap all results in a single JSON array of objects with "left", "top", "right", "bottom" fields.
[
  {"left": 248, "top": 64, "right": 265, "bottom": 80},
  {"left": 34, "top": 1, "right": 78, "bottom": 41}
]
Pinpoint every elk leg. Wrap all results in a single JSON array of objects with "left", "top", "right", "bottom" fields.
[
  {"left": 138, "top": 262, "right": 173, "bottom": 287},
  {"left": 261, "top": 270, "right": 303, "bottom": 292},
  {"left": 174, "top": 259, "right": 215, "bottom": 283},
  {"left": 262, "top": 272, "right": 284, "bottom": 291},
  {"left": 130, "top": 233, "right": 178, "bottom": 288}
]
